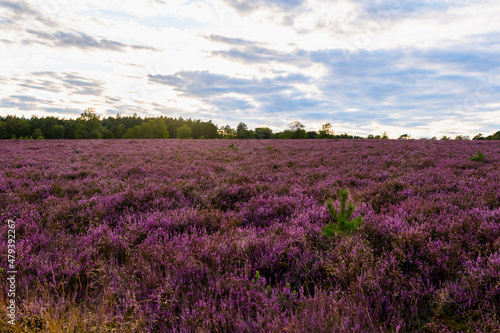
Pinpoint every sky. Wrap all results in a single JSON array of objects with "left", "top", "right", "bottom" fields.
[{"left": 1, "top": 0, "right": 500, "bottom": 138}]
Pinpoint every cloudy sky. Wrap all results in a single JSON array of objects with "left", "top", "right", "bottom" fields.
[{"left": 1, "top": 0, "right": 500, "bottom": 137}]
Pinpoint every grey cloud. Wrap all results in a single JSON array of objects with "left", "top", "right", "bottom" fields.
[
  {"left": 147, "top": 40, "right": 500, "bottom": 132},
  {"left": 0, "top": 0, "right": 57, "bottom": 28},
  {"left": 354, "top": 0, "right": 469, "bottom": 16},
  {"left": 223, "top": 0, "right": 306, "bottom": 12},
  {"left": 282, "top": 15, "right": 295, "bottom": 26},
  {"left": 9, "top": 95, "right": 50, "bottom": 103},
  {"left": 0, "top": 0, "right": 38, "bottom": 15},
  {"left": 212, "top": 97, "right": 254, "bottom": 111},
  {"left": 12, "top": 72, "right": 106, "bottom": 96},
  {"left": 27, "top": 30, "right": 128, "bottom": 51},
  {"left": 2, "top": 1, "right": 158, "bottom": 52},
  {"left": 59, "top": 73, "right": 107, "bottom": 95},
  {"left": 0, "top": 1, "right": 37, "bottom": 14},
  {"left": 207, "top": 34, "right": 257, "bottom": 47},
  {"left": 18, "top": 79, "right": 63, "bottom": 93},
  {"left": 105, "top": 96, "right": 122, "bottom": 104},
  {"left": 0, "top": 95, "right": 53, "bottom": 111},
  {"left": 307, "top": 47, "right": 500, "bottom": 126},
  {"left": 25, "top": 30, "right": 154, "bottom": 52},
  {"left": 148, "top": 71, "right": 308, "bottom": 98},
  {"left": 213, "top": 46, "right": 285, "bottom": 63},
  {"left": 0, "top": 17, "right": 13, "bottom": 26},
  {"left": 131, "top": 44, "right": 158, "bottom": 51},
  {"left": 212, "top": 45, "right": 310, "bottom": 66},
  {"left": 148, "top": 70, "right": 326, "bottom": 117},
  {"left": 208, "top": 41, "right": 500, "bottom": 128}
]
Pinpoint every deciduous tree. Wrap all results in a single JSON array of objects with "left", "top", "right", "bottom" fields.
[
  {"left": 75, "top": 107, "right": 104, "bottom": 139},
  {"left": 177, "top": 124, "right": 193, "bottom": 139}
]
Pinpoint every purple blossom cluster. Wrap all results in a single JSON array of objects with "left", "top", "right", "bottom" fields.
[{"left": 0, "top": 139, "right": 499, "bottom": 332}]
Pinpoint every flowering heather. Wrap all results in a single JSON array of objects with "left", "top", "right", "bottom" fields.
[{"left": 0, "top": 139, "right": 499, "bottom": 332}]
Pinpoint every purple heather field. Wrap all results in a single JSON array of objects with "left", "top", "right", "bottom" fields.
[{"left": 0, "top": 139, "right": 499, "bottom": 332}]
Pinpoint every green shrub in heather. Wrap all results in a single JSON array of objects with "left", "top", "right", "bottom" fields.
[
  {"left": 471, "top": 151, "right": 485, "bottom": 161},
  {"left": 322, "top": 189, "right": 363, "bottom": 236}
]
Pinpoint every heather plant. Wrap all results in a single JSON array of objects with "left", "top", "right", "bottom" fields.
[
  {"left": 228, "top": 143, "right": 238, "bottom": 151},
  {"left": 322, "top": 189, "right": 363, "bottom": 237},
  {"left": 1, "top": 139, "right": 500, "bottom": 332}
]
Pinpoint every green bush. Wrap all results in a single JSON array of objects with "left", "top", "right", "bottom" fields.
[
  {"left": 322, "top": 189, "right": 363, "bottom": 237},
  {"left": 471, "top": 151, "right": 485, "bottom": 162}
]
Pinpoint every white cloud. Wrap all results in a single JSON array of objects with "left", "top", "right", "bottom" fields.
[{"left": 1, "top": 0, "right": 499, "bottom": 136}]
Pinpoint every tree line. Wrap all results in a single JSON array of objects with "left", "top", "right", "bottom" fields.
[
  {"left": 1, "top": 108, "right": 499, "bottom": 140},
  {"left": 0, "top": 108, "right": 218, "bottom": 140}
]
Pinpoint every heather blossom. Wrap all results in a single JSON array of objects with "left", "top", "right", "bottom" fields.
[{"left": 0, "top": 139, "right": 499, "bottom": 332}]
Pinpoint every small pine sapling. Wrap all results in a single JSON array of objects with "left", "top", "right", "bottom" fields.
[
  {"left": 322, "top": 189, "right": 363, "bottom": 237},
  {"left": 471, "top": 151, "right": 485, "bottom": 162}
]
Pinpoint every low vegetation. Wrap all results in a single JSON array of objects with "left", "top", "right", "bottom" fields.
[
  {"left": 1, "top": 139, "right": 499, "bottom": 332},
  {"left": 321, "top": 189, "right": 363, "bottom": 236}
]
